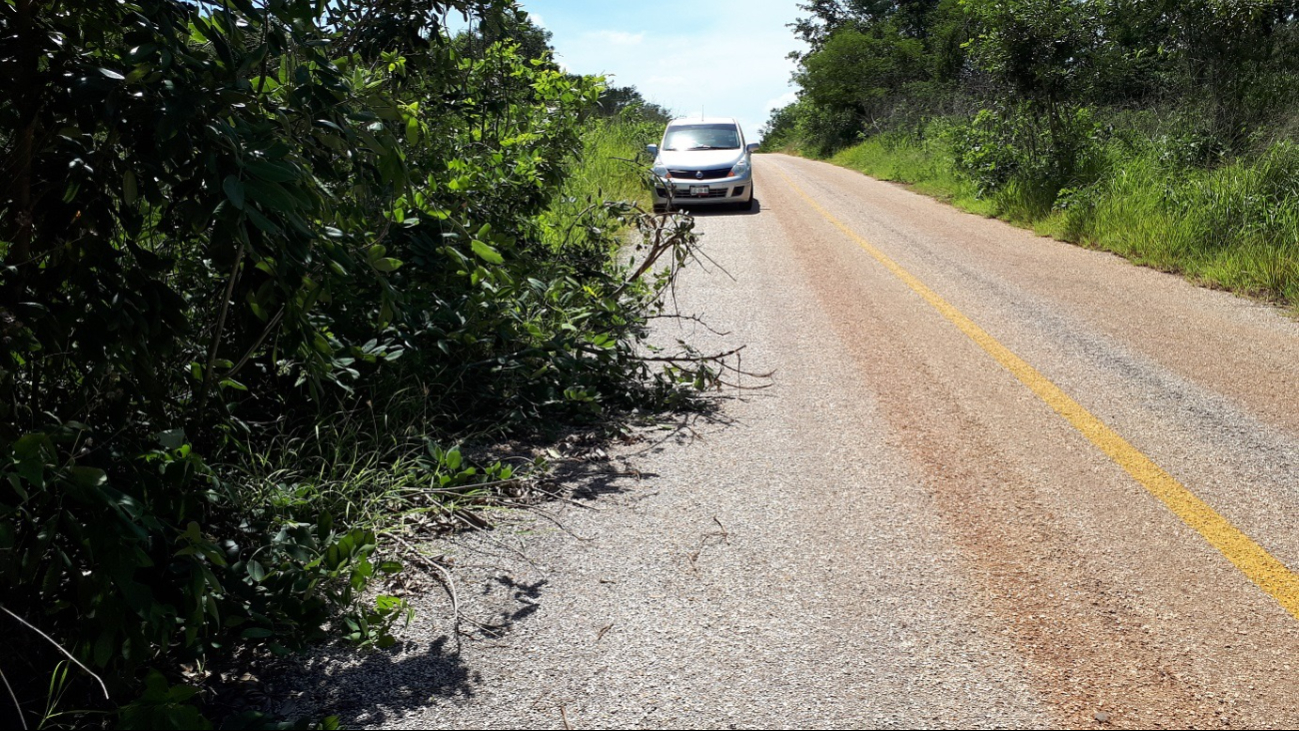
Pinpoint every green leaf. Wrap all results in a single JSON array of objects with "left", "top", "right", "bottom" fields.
[
  {"left": 156, "top": 428, "right": 186, "bottom": 450},
  {"left": 375, "top": 595, "right": 404, "bottom": 612},
  {"left": 371, "top": 257, "right": 403, "bottom": 273},
  {"left": 245, "top": 206, "right": 280, "bottom": 233},
  {"left": 245, "top": 179, "right": 299, "bottom": 213},
  {"left": 66, "top": 466, "right": 107, "bottom": 490},
  {"left": 124, "top": 170, "right": 139, "bottom": 205},
  {"left": 240, "top": 627, "right": 275, "bottom": 639},
  {"left": 246, "top": 559, "right": 266, "bottom": 582},
  {"left": 6, "top": 475, "right": 28, "bottom": 502},
  {"left": 247, "top": 158, "right": 297, "bottom": 183},
  {"left": 222, "top": 175, "right": 245, "bottom": 210},
  {"left": 93, "top": 631, "right": 116, "bottom": 667},
  {"left": 251, "top": 75, "right": 281, "bottom": 92},
  {"left": 470, "top": 240, "right": 504, "bottom": 265},
  {"left": 13, "top": 434, "right": 50, "bottom": 489}
]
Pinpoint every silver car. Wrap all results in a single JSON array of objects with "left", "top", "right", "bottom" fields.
[{"left": 648, "top": 117, "right": 758, "bottom": 212}]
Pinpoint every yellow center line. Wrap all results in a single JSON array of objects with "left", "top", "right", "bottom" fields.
[{"left": 771, "top": 163, "right": 1299, "bottom": 621}]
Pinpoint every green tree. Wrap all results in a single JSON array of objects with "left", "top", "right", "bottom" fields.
[
  {"left": 785, "top": 0, "right": 970, "bottom": 151},
  {"left": 595, "top": 85, "right": 672, "bottom": 124},
  {"left": 455, "top": 1, "right": 555, "bottom": 63}
]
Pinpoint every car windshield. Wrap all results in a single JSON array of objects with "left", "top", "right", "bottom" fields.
[{"left": 662, "top": 124, "right": 741, "bottom": 151}]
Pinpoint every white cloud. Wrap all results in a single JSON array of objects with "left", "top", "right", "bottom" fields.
[
  {"left": 584, "top": 30, "right": 645, "bottom": 46},
  {"left": 529, "top": 12, "right": 546, "bottom": 27},
  {"left": 763, "top": 91, "right": 799, "bottom": 114},
  {"left": 645, "top": 75, "right": 687, "bottom": 87}
]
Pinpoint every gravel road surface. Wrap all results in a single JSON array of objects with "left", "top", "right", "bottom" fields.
[{"left": 286, "top": 154, "right": 1299, "bottom": 729}]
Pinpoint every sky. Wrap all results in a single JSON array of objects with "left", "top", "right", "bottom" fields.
[{"left": 518, "top": 0, "right": 808, "bottom": 141}]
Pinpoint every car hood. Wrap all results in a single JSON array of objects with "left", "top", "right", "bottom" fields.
[{"left": 656, "top": 148, "right": 745, "bottom": 170}]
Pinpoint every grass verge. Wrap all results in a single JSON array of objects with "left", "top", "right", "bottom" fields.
[
  {"left": 829, "top": 133, "right": 996, "bottom": 218},
  {"left": 820, "top": 133, "right": 1299, "bottom": 309}
]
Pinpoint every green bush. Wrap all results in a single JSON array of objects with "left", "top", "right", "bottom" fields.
[
  {"left": 950, "top": 105, "right": 1103, "bottom": 217},
  {"left": 0, "top": 1, "right": 706, "bottom": 726}
]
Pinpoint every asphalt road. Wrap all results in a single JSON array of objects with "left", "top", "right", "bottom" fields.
[{"left": 300, "top": 153, "right": 1299, "bottom": 729}]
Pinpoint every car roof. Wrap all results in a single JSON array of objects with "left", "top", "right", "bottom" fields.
[{"left": 667, "top": 117, "right": 741, "bottom": 128}]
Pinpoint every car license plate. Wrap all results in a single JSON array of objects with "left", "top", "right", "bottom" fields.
[{"left": 691, "top": 185, "right": 710, "bottom": 197}]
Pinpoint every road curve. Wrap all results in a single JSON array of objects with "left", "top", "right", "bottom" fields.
[{"left": 301, "top": 153, "right": 1299, "bottom": 729}]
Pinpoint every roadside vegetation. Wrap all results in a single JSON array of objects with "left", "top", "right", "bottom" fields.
[
  {"left": 0, "top": 1, "right": 702, "bottom": 728},
  {"left": 764, "top": 0, "right": 1299, "bottom": 307},
  {"left": 542, "top": 109, "right": 670, "bottom": 249}
]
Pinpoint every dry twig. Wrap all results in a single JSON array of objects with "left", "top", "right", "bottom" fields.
[
  {"left": 383, "top": 534, "right": 462, "bottom": 638},
  {"left": 1, "top": 606, "right": 109, "bottom": 701}
]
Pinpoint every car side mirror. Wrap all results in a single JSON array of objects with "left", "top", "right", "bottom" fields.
[
  {"left": 646, "top": 144, "right": 658, "bottom": 157},
  {"left": 746, "top": 142, "right": 760, "bottom": 153}
]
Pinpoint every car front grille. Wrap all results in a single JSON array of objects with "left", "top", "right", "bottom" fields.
[{"left": 668, "top": 167, "right": 732, "bottom": 181}]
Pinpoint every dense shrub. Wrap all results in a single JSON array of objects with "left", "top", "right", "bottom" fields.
[
  {"left": 0, "top": 1, "right": 704, "bottom": 726},
  {"left": 950, "top": 105, "right": 1103, "bottom": 216}
]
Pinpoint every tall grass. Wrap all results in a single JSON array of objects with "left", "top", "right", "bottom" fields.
[
  {"left": 1063, "top": 143, "right": 1299, "bottom": 302},
  {"left": 830, "top": 129, "right": 996, "bottom": 217},
  {"left": 227, "top": 383, "right": 517, "bottom": 518},
  {"left": 541, "top": 117, "right": 659, "bottom": 249},
  {"left": 827, "top": 131, "right": 1299, "bottom": 307},
  {"left": 564, "top": 119, "right": 657, "bottom": 206}
]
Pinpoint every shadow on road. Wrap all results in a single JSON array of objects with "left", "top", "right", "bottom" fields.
[
  {"left": 266, "top": 409, "right": 745, "bottom": 727},
  {"left": 270, "top": 636, "right": 478, "bottom": 727}
]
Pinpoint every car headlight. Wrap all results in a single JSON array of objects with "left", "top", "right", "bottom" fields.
[
  {"left": 651, "top": 163, "right": 669, "bottom": 180},
  {"left": 729, "top": 157, "right": 751, "bottom": 177}
]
